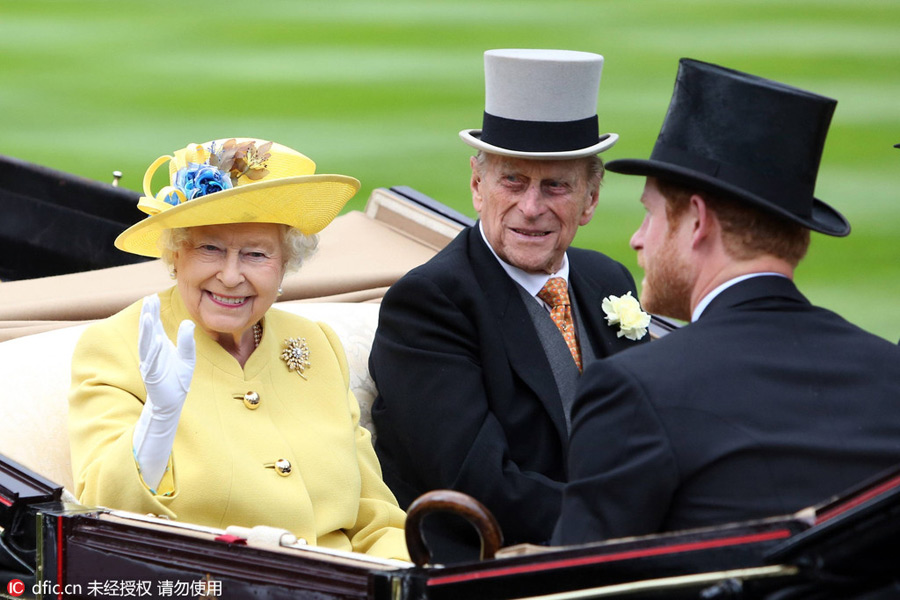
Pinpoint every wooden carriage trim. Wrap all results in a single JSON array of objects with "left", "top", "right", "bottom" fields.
[{"left": 426, "top": 528, "right": 793, "bottom": 587}]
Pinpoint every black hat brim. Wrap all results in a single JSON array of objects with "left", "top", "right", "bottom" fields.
[{"left": 607, "top": 157, "right": 851, "bottom": 237}]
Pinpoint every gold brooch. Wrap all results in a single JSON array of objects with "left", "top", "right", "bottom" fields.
[{"left": 281, "top": 337, "right": 310, "bottom": 379}]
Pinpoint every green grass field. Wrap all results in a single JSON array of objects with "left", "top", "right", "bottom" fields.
[{"left": 2, "top": 0, "right": 898, "bottom": 340}]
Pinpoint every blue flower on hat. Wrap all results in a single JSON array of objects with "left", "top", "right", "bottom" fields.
[{"left": 170, "top": 163, "right": 233, "bottom": 205}]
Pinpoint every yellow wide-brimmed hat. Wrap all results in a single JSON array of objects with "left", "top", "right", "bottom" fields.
[{"left": 115, "top": 138, "right": 360, "bottom": 257}]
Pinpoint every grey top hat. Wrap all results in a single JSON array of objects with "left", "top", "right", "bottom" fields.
[
  {"left": 459, "top": 49, "right": 618, "bottom": 159},
  {"left": 607, "top": 59, "right": 850, "bottom": 237}
]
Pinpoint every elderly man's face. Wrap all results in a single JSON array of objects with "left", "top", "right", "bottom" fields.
[
  {"left": 174, "top": 222, "right": 285, "bottom": 345},
  {"left": 471, "top": 154, "right": 599, "bottom": 274}
]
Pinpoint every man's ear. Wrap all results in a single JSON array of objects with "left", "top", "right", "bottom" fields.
[
  {"left": 470, "top": 156, "right": 483, "bottom": 214},
  {"left": 578, "top": 187, "right": 600, "bottom": 226},
  {"left": 688, "top": 193, "right": 716, "bottom": 249}
]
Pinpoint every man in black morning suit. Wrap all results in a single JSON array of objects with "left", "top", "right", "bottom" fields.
[
  {"left": 555, "top": 59, "right": 900, "bottom": 545},
  {"left": 369, "top": 49, "right": 649, "bottom": 562}
]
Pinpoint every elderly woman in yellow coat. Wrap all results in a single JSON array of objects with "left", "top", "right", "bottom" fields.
[{"left": 68, "top": 138, "right": 408, "bottom": 560}]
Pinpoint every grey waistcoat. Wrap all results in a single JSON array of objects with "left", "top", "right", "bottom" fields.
[{"left": 517, "top": 284, "right": 597, "bottom": 434}]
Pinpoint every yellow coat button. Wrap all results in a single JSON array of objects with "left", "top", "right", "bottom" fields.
[
  {"left": 234, "top": 391, "right": 260, "bottom": 410},
  {"left": 264, "top": 459, "right": 292, "bottom": 477}
]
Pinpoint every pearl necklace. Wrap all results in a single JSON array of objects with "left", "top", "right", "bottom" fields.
[{"left": 253, "top": 322, "right": 262, "bottom": 348}]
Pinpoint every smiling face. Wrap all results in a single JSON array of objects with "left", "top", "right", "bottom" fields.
[
  {"left": 471, "top": 153, "right": 600, "bottom": 274},
  {"left": 174, "top": 222, "right": 285, "bottom": 346}
]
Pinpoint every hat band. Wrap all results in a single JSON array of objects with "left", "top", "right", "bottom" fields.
[
  {"left": 480, "top": 113, "right": 602, "bottom": 153},
  {"left": 650, "top": 143, "right": 813, "bottom": 217}
]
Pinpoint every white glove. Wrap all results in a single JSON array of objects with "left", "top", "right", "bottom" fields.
[{"left": 132, "top": 294, "right": 196, "bottom": 490}]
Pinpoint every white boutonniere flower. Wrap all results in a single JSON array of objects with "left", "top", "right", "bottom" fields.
[{"left": 602, "top": 292, "right": 650, "bottom": 341}]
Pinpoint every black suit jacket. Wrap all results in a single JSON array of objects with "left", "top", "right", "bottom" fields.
[
  {"left": 555, "top": 276, "right": 900, "bottom": 545},
  {"left": 370, "top": 225, "right": 644, "bottom": 561}
]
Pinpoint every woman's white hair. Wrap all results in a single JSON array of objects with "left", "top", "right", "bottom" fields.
[{"left": 158, "top": 224, "right": 318, "bottom": 275}]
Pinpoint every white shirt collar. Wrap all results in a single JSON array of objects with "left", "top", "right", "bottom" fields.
[
  {"left": 691, "top": 272, "right": 788, "bottom": 322},
  {"left": 479, "top": 221, "right": 570, "bottom": 304}
]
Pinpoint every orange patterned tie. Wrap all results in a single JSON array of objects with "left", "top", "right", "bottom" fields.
[{"left": 537, "top": 277, "right": 582, "bottom": 372}]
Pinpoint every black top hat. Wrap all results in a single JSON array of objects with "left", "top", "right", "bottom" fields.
[{"left": 607, "top": 59, "right": 850, "bottom": 237}]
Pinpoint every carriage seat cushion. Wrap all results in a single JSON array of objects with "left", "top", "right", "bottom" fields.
[{"left": 0, "top": 302, "right": 381, "bottom": 495}]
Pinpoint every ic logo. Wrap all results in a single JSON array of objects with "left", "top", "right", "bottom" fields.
[{"left": 6, "top": 579, "right": 25, "bottom": 597}]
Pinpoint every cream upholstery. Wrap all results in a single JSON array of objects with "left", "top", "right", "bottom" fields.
[{"left": 0, "top": 302, "right": 381, "bottom": 495}]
